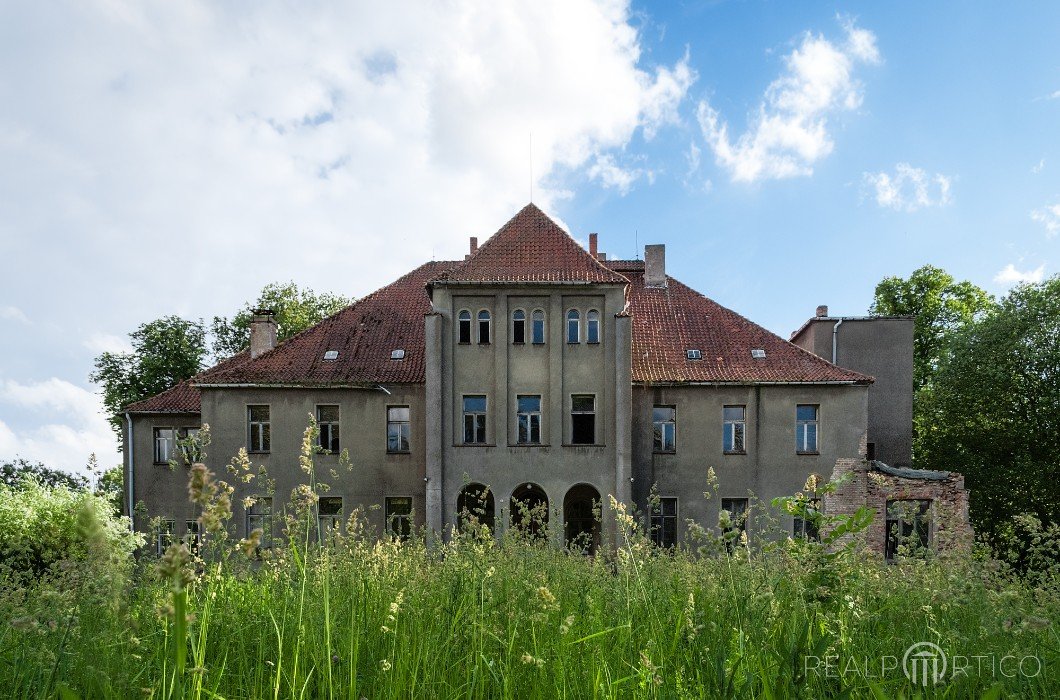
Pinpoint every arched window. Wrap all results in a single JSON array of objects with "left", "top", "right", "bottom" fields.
[
  {"left": 587, "top": 310, "right": 600, "bottom": 344},
  {"left": 531, "top": 309, "right": 545, "bottom": 344},
  {"left": 566, "top": 309, "right": 580, "bottom": 344},
  {"left": 477, "top": 310, "right": 491, "bottom": 344},
  {"left": 512, "top": 309, "right": 525, "bottom": 344},
  {"left": 458, "top": 310, "right": 471, "bottom": 344}
]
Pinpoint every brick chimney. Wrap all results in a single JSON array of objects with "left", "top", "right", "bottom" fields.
[
  {"left": 644, "top": 244, "right": 667, "bottom": 288},
  {"left": 250, "top": 309, "right": 277, "bottom": 359},
  {"left": 589, "top": 233, "right": 598, "bottom": 259},
  {"left": 470, "top": 237, "right": 478, "bottom": 255},
  {"left": 816, "top": 305, "right": 829, "bottom": 317}
]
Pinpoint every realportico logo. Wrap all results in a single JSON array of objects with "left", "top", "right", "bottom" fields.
[{"left": 804, "top": 641, "right": 1042, "bottom": 685}]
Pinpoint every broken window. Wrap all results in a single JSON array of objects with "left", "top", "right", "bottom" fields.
[
  {"left": 317, "top": 405, "right": 340, "bottom": 453},
  {"left": 652, "top": 406, "right": 676, "bottom": 452},
  {"left": 458, "top": 310, "right": 471, "bottom": 344},
  {"left": 477, "top": 310, "right": 491, "bottom": 344},
  {"left": 886, "top": 499, "right": 931, "bottom": 560},
  {"left": 571, "top": 394, "right": 596, "bottom": 444},
  {"left": 723, "top": 405, "right": 746, "bottom": 453},
  {"left": 387, "top": 406, "right": 410, "bottom": 453},
  {"left": 517, "top": 395, "right": 542, "bottom": 444},
  {"left": 386, "top": 496, "right": 412, "bottom": 540},
  {"left": 650, "top": 497, "right": 678, "bottom": 548},
  {"left": 512, "top": 309, "right": 525, "bottom": 344},
  {"left": 463, "top": 395, "right": 487, "bottom": 444}
]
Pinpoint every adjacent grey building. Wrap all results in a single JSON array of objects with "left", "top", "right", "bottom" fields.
[{"left": 125, "top": 204, "right": 912, "bottom": 554}]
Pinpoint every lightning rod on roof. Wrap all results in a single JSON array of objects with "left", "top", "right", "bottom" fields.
[{"left": 529, "top": 130, "right": 533, "bottom": 203}]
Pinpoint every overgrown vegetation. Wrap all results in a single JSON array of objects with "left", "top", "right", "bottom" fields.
[{"left": 2, "top": 424, "right": 1056, "bottom": 698}]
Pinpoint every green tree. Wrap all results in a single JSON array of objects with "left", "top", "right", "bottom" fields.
[
  {"left": 1, "top": 458, "right": 89, "bottom": 490},
  {"left": 210, "top": 281, "right": 352, "bottom": 359},
  {"left": 921, "top": 276, "right": 1060, "bottom": 538},
  {"left": 90, "top": 316, "right": 207, "bottom": 447}
]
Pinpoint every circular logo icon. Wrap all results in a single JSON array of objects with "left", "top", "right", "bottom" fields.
[{"left": 903, "top": 641, "right": 947, "bottom": 686}]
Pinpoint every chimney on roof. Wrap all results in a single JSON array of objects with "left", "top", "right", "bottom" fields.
[
  {"left": 589, "top": 233, "right": 598, "bottom": 259},
  {"left": 644, "top": 244, "right": 667, "bottom": 288},
  {"left": 469, "top": 237, "right": 478, "bottom": 255},
  {"left": 250, "top": 309, "right": 277, "bottom": 359},
  {"left": 816, "top": 305, "right": 829, "bottom": 318}
]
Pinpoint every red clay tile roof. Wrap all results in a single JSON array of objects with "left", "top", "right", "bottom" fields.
[
  {"left": 432, "top": 203, "right": 628, "bottom": 285},
  {"left": 192, "top": 261, "right": 457, "bottom": 388},
  {"left": 609, "top": 260, "right": 873, "bottom": 384},
  {"left": 125, "top": 352, "right": 250, "bottom": 413}
]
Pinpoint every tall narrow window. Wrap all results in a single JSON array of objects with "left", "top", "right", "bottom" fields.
[
  {"left": 723, "top": 405, "right": 746, "bottom": 453},
  {"left": 586, "top": 310, "right": 600, "bottom": 344},
  {"left": 531, "top": 309, "right": 545, "bottom": 344},
  {"left": 246, "top": 497, "right": 273, "bottom": 549},
  {"left": 317, "top": 405, "right": 340, "bottom": 453},
  {"left": 318, "top": 496, "right": 342, "bottom": 537},
  {"left": 566, "top": 309, "right": 580, "bottom": 343},
  {"left": 463, "top": 395, "right": 487, "bottom": 444},
  {"left": 184, "top": 520, "right": 201, "bottom": 552},
  {"left": 385, "top": 496, "right": 412, "bottom": 540},
  {"left": 885, "top": 499, "right": 931, "bottom": 560},
  {"left": 796, "top": 404, "right": 819, "bottom": 453},
  {"left": 387, "top": 406, "right": 410, "bottom": 453},
  {"left": 517, "top": 395, "right": 542, "bottom": 444},
  {"left": 512, "top": 309, "right": 525, "bottom": 344},
  {"left": 155, "top": 519, "right": 175, "bottom": 556},
  {"left": 177, "top": 427, "right": 202, "bottom": 464},
  {"left": 248, "top": 406, "right": 270, "bottom": 453},
  {"left": 153, "top": 428, "right": 175, "bottom": 464},
  {"left": 458, "top": 310, "right": 471, "bottom": 344},
  {"left": 721, "top": 497, "right": 748, "bottom": 551},
  {"left": 650, "top": 498, "right": 678, "bottom": 548},
  {"left": 652, "top": 406, "right": 676, "bottom": 452},
  {"left": 477, "top": 310, "right": 491, "bottom": 344},
  {"left": 571, "top": 394, "right": 596, "bottom": 444}
]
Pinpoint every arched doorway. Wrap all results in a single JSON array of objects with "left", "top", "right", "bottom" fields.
[
  {"left": 564, "top": 484, "right": 601, "bottom": 554},
  {"left": 510, "top": 483, "right": 549, "bottom": 540},
  {"left": 456, "top": 483, "right": 495, "bottom": 533}
]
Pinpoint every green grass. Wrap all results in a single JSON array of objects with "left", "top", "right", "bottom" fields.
[{"left": 1, "top": 522, "right": 1057, "bottom": 699}]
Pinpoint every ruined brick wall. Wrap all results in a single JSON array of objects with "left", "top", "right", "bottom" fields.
[{"left": 824, "top": 458, "right": 973, "bottom": 558}]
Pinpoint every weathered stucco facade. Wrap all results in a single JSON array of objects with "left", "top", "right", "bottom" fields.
[{"left": 125, "top": 204, "right": 925, "bottom": 555}]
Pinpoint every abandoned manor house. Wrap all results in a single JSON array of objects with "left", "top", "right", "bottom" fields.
[{"left": 124, "top": 204, "right": 970, "bottom": 557}]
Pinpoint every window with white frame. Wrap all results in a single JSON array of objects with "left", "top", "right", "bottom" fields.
[
  {"left": 531, "top": 309, "right": 545, "bottom": 344},
  {"left": 571, "top": 394, "right": 596, "bottom": 444},
  {"left": 385, "top": 496, "right": 412, "bottom": 540},
  {"left": 796, "top": 404, "right": 819, "bottom": 453},
  {"left": 723, "top": 406, "right": 746, "bottom": 453},
  {"left": 566, "top": 309, "right": 580, "bottom": 343},
  {"left": 477, "top": 310, "right": 491, "bottom": 344},
  {"left": 387, "top": 406, "right": 410, "bottom": 453},
  {"left": 517, "top": 395, "right": 542, "bottom": 444},
  {"left": 650, "top": 497, "right": 678, "bottom": 548},
  {"left": 317, "top": 405, "right": 340, "bottom": 453},
  {"left": 463, "top": 395, "right": 487, "bottom": 444},
  {"left": 176, "top": 427, "right": 202, "bottom": 464},
  {"left": 458, "top": 310, "right": 472, "bottom": 344},
  {"left": 248, "top": 405, "right": 270, "bottom": 453},
  {"left": 318, "top": 496, "right": 342, "bottom": 537},
  {"left": 512, "top": 309, "right": 525, "bottom": 344},
  {"left": 153, "top": 428, "right": 175, "bottom": 464},
  {"left": 246, "top": 497, "right": 273, "bottom": 549},
  {"left": 652, "top": 406, "right": 676, "bottom": 452},
  {"left": 586, "top": 309, "right": 600, "bottom": 344}
]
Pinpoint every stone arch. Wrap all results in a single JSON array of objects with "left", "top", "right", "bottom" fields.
[
  {"left": 456, "top": 483, "right": 495, "bottom": 533},
  {"left": 564, "top": 483, "right": 601, "bottom": 554},
  {"left": 510, "top": 483, "right": 549, "bottom": 539}
]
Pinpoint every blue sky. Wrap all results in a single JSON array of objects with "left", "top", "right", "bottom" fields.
[{"left": 1, "top": 1, "right": 1057, "bottom": 473}]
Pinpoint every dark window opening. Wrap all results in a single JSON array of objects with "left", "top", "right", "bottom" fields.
[
  {"left": 386, "top": 496, "right": 412, "bottom": 540},
  {"left": 458, "top": 310, "right": 471, "bottom": 344},
  {"left": 317, "top": 405, "right": 340, "bottom": 453},
  {"left": 650, "top": 497, "right": 678, "bottom": 548},
  {"left": 463, "top": 395, "right": 487, "bottom": 444},
  {"left": 512, "top": 310, "right": 525, "bottom": 344},
  {"left": 886, "top": 499, "right": 931, "bottom": 560},
  {"left": 477, "top": 310, "right": 491, "bottom": 344},
  {"left": 652, "top": 406, "right": 676, "bottom": 452},
  {"left": 387, "top": 406, "right": 410, "bottom": 453},
  {"left": 571, "top": 395, "right": 596, "bottom": 444}
]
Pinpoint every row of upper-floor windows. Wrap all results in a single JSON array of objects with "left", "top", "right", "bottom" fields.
[
  {"left": 652, "top": 403, "right": 820, "bottom": 455},
  {"left": 462, "top": 393, "right": 597, "bottom": 445},
  {"left": 457, "top": 308, "right": 601, "bottom": 345}
]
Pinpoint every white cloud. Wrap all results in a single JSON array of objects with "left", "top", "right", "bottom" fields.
[
  {"left": 586, "top": 153, "right": 648, "bottom": 195},
  {"left": 1032, "top": 158, "right": 1045, "bottom": 174},
  {"left": 1031, "top": 203, "right": 1060, "bottom": 237},
  {"left": 0, "top": 378, "right": 115, "bottom": 474},
  {"left": 862, "top": 163, "right": 952, "bottom": 212},
  {"left": 994, "top": 263, "right": 1045, "bottom": 285},
  {"left": 696, "top": 19, "right": 880, "bottom": 183},
  {"left": 0, "top": 306, "right": 29, "bottom": 323},
  {"left": 83, "top": 332, "right": 133, "bottom": 355}
]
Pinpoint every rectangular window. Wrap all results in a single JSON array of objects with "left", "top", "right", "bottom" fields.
[
  {"left": 176, "top": 427, "right": 202, "bottom": 464},
  {"left": 317, "top": 405, "right": 340, "bottom": 453},
  {"left": 721, "top": 497, "right": 748, "bottom": 551},
  {"left": 652, "top": 406, "right": 676, "bottom": 452},
  {"left": 650, "top": 497, "right": 678, "bottom": 548},
  {"left": 153, "top": 428, "right": 175, "bottom": 464},
  {"left": 793, "top": 499, "right": 821, "bottom": 541},
  {"left": 463, "top": 395, "right": 487, "bottom": 444},
  {"left": 185, "top": 519, "right": 202, "bottom": 552},
  {"left": 385, "top": 496, "right": 412, "bottom": 540},
  {"left": 248, "top": 405, "right": 271, "bottom": 453},
  {"left": 517, "top": 395, "right": 542, "bottom": 444},
  {"left": 155, "top": 519, "right": 175, "bottom": 556},
  {"left": 246, "top": 497, "right": 273, "bottom": 549},
  {"left": 885, "top": 499, "right": 931, "bottom": 560},
  {"left": 512, "top": 311, "right": 525, "bottom": 344},
  {"left": 387, "top": 406, "right": 411, "bottom": 453},
  {"left": 318, "top": 496, "right": 342, "bottom": 538},
  {"left": 571, "top": 394, "right": 596, "bottom": 444},
  {"left": 723, "top": 405, "right": 746, "bottom": 453},
  {"left": 796, "top": 404, "right": 819, "bottom": 453},
  {"left": 531, "top": 310, "right": 545, "bottom": 344}
]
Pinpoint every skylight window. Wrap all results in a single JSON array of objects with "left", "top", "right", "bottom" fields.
[
  {"left": 751, "top": 349, "right": 766, "bottom": 359},
  {"left": 390, "top": 349, "right": 406, "bottom": 360},
  {"left": 323, "top": 350, "right": 339, "bottom": 361},
  {"left": 686, "top": 349, "right": 702, "bottom": 360}
]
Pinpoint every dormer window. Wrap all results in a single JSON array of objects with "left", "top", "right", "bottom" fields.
[
  {"left": 567, "top": 309, "right": 580, "bottom": 344},
  {"left": 477, "top": 310, "right": 491, "bottom": 344},
  {"left": 323, "top": 350, "right": 339, "bottom": 361},
  {"left": 458, "top": 310, "right": 471, "bottom": 344},
  {"left": 686, "top": 349, "right": 702, "bottom": 360},
  {"left": 512, "top": 309, "right": 525, "bottom": 344}
]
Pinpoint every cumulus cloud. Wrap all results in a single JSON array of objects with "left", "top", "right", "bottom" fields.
[
  {"left": 1031, "top": 203, "right": 1060, "bottom": 237},
  {"left": 696, "top": 19, "right": 880, "bottom": 183},
  {"left": 994, "top": 264, "right": 1045, "bottom": 286},
  {"left": 586, "top": 154, "right": 650, "bottom": 195},
  {"left": 0, "top": 378, "right": 115, "bottom": 474},
  {"left": 862, "top": 163, "right": 952, "bottom": 212}
]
